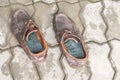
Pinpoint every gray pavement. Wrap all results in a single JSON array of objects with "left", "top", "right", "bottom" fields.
[{"left": 0, "top": 0, "right": 120, "bottom": 80}]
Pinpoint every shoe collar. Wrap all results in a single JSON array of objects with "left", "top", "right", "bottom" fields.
[
  {"left": 60, "top": 30, "right": 88, "bottom": 61},
  {"left": 21, "top": 19, "right": 48, "bottom": 59}
]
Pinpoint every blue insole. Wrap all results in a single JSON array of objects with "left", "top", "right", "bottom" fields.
[
  {"left": 26, "top": 32, "right": 44, "bottom": 53},
  {"left": 65, "top": 39, "right": 85, "bottom": 58}
]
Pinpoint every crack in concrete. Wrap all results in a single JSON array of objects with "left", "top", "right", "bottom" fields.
[
  {"left": 8, "top": 1, "right": 33, "bottom": 7},
  {"left": 85, "top": 38, "right": 120, "bottom": 45},
  {"left": 8, "top": 47, "right": 15, "bottom": 80},
  {"left": 79, "top": 1, "right": 118, "bottom": 80},
  {"left": 79, "top": 0, "right": 86, "bottom": 36},
  {"left": 51, "top": 1, "right": 66, "bottom": 74},
  {"left": 106, "top": 41, "right": 117, "bottom": 80},
  {"left": 57, "top": 47, "right": 66, "bottom": 80},
  {"left": 33, "top": 0, "right": 57, "bottom": 5},
  {"left": 0, "top": 45, "right": 20, "bottom": 52},
  {"left": 55, "top": 0, "right": 81, "bottom": 4},
  {"left": 79, "top": 1, "right": 93, "bottom": 80},
  {"left": 31, "top": 0, "right": 36, "bottom": 18},
  {"left": 0, "top": 49, "right": 15, "bottom": 80},
  {"left": 8, "top": 46, "right": 42, "bottom": 80},
  {"left": 0, "top": 4, "right": 11, "bottom": 8},
  {"left": 101, "top": 1, "right": 117, "bottom": 80},
  {"left": 33, "top": 62, "right": 41, "bottom": 80},
  {"left": 0, "top": 0, "right": 11, "bottom": 8},
  {"left": 59, "top": 54, "right": 67, "bottom": 80},
  {"left": 62, "top": 0, "right": 80, "bottom": 4},
  {"left": 9, "top": 0, "right": 33, "bottom": 6},
  {"left": 55, "top": 0, "right": 60, "bottom": 13}
]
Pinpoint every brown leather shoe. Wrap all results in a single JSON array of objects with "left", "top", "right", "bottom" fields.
[
  {"left": 11, "top": 9, "right": 48, "bottom": 62},
  {"left": 53, "top": 13, "right": 88, "bottom": 67}
]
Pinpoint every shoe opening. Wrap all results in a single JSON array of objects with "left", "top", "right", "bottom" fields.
[
  {"left": 65, "top": 38, "right": 85, "bottom": 59},
  {"left": 26, "top": 32, "right": 44, "bottom": 54}
]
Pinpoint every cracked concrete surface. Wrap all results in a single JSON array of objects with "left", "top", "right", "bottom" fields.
[
  {"left": 0, "top": 50, "right": 12, "bottom": 80},
  {"left": 110, "top": 40, "right": 120, "bottom": 80},
  {"left": 0, "top": 0, "right": 120, "bottom": 80},
  {"left": 87, "top": 43, "right": 114, "bottom": 80},
  {"left": 61, "top": 56, "right": 90, "bottom": 80},
  {"left": 10, "top": 47, "right": 39, "bottom": 80},
  {"left": 80, "top": 0, "right": 107, "bottom": 43},
  {"left": 36, "top": 47, "right": 64, "bottom": 80}
]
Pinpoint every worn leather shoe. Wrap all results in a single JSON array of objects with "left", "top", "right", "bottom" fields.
[
  {"left": 11, "top": 9, "right": 48, "bottom": 62},
  {"left": 53, "top": 13, "right": 88, "bottom": 67}
]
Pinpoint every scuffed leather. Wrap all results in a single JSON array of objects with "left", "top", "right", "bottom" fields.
[{"left": 53, "top": 14, "right": 88, "bottom": 67}]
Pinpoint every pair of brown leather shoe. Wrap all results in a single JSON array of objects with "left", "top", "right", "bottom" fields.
[{"left": 11, "top": 9, "right": 88, "bottom": 67}]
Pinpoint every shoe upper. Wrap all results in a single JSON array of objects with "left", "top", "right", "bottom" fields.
[
  {"left": 53, "top": 13, "right": 88, "bottom": 67},
  {"left": 53, "top": 14, "right": 77, "bottom": 41},
  {"left": 11, "top": 9, "right": 31, "bottom": 42},
  {"left": 11, "top": 9, "right": 48, "bottom": 62}
]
